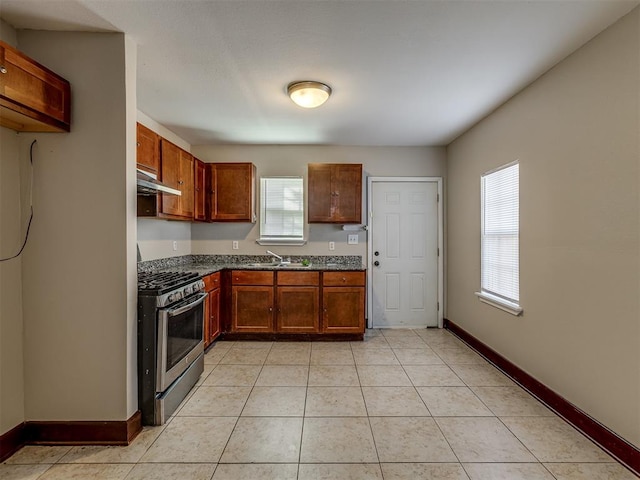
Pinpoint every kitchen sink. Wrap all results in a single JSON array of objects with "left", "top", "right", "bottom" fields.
[{"left": 246, "top": 262, "right": 311, "bottom": 268}]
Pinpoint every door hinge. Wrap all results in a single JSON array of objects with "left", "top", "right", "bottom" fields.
[
  {"left": 437, "top": 301, "right": 440, "bottom": 311},
  {"left": 437, "top": 247, "right": 440, "bottom": 257},
  {"left": 437, "top": 193, "right": 439, "bottom": 202}
]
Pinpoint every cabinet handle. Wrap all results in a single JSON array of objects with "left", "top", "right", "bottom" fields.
[
  {"left": 136, "top": 142, "right": 140, "bottom": 147},
  {"left": 269, "top": 307, "right": 273, "bottom": 312},
  {"left": 342, "top": 277, "right": 346, "bottom": 282},
  {"left": 0, "top": 65, "right": 6, "bottom": 74}
]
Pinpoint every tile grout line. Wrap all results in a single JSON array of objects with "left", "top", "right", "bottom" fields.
[
  {"left": 215, "top": 341, "right": 272, "bottom": 467},
  {"left": 351, "top": 339, "right": 383, "bottom": 473}
]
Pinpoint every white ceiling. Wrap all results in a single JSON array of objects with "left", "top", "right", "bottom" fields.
[{"left": 1, "top": 0, "right": 638, "bottom": 146}]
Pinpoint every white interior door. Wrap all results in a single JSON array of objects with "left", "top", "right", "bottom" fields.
[{"left": 369, "top": 179, "right": 441, "bottom": 328}]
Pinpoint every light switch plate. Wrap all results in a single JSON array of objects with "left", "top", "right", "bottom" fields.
[
  {"left": 172, "top": 241, "right": 178, "bottom": 251},
  {"left": 348, "top": 234, "right": 358, "bottom": 245}
]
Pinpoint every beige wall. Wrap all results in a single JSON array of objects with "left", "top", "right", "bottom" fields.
[
  {"left": 138, "top": 218, "right": 192, "bottom": 261},
  {"left": 0, "top": 128, "right": 26, "bottom": 434},
  {"left": 190, "top": 145, "right": 446, "bottom": 263},
  {"left": 447, "top": 8, "right": 639, "bottom": 447},
  {"left": 18, "top": 31, "right": 137, "bottom": 421},
  {"left": 0, "top": 20, "right": 25, "bottom": 436}
]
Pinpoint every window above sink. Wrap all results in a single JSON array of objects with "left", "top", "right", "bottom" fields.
[{"left": 257, "top": 177, "right": 306, "bottom": 246}]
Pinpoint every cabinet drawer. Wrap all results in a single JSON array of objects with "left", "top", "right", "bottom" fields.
[
  {"left": 277, "top": 271, "right": 319, "bottom": 286},
  {"left": 232, "top": 270, "right": 274, "bottom": 285},
  {"left": 323, "top": 271, "right": 365, "bottom": 286},
  {"left": 203, "top": 271, "right": 221, "bottom": 291}
]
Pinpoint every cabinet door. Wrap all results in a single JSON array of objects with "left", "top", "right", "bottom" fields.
[
  {"left": 136, "top": 123, "right": 159, "bottom": 173},
  {"left": 209, "top": 163, "right": 256, "bottom": 221},
  {"left": 160, "top": 140, "right": 181, "bottom": 216},
  {"left": 322, "top": 287, "right": 365, "bottom": 333},
  {"left": 179, "top": 150, "right": 194, "bottom": 218},
  {"left": 332, "top": 164, "right": 362, "bottom": 223},
  {"left": 308, "top": 163, "right": 333, "bottom": 222},
  {"left": 0, "top": 40, "right": 71, "bottom": 132},
  {"left": 232, "top": 286, "right": 274, "bottom": 332},
  {"left": 160, "top": 141, "right": 193, "bottom": 219},
  {"left": 276, "top": 287, "right": 319, "bottom": 333},
  {"left": 308, "top": 163, "right": 362, "bottom": 223},
  {"left": 194, "top": 158, "right": 206, "bottom": 221},
  {"left": 203, "top": 290, "right": 211, "bottom": 348},
  {"left": 208, "top": 288, "right": 221, "bottom": 342}
]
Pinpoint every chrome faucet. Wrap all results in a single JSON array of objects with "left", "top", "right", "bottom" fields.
[{"left": 266, "top": 250, "right": 290, "bottom": 264}]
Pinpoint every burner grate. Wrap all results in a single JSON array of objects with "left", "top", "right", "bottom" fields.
[{"left": 138, "top": 271, "right": 200, "bottom": 292}]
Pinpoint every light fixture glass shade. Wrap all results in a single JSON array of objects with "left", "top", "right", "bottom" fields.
[{"left": 287, "top": 81, "right": 331, "bottom": 108}]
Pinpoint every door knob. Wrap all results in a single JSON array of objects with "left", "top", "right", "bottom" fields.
[
  {"left": 374, "top": 251, "right": 379, "bottom": 256},
  {"left": 373, "top": 261, "right": 380, "bottom": 267}
]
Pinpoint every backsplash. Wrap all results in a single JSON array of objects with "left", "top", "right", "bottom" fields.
[{"left": 138, "top": 254, "right": 363, "bottom": 272}]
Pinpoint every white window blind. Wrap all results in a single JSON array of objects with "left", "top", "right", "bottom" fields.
[
  {"left": 260, "top": 177, "right": 304, "bottom": 241},
  {"left": 480, "top": 162, "right": 520, "bottom": 310}
]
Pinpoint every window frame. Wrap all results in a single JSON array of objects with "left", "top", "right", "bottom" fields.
[
  {"left": 256, "top": 176, "right": 306, "bottom": 246},
  {"left": 475, "top": 161, "right": 523, "bottom": 316}
]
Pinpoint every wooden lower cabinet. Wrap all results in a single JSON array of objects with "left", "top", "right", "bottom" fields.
[
  {"left": 227, "top": 269, "right": 364, "bottom": 336},
  {"left": 276, "top": 270, "right": 320, "bottom": 333},
  {"left": 203, "top": 272, "right": 221, "bottom": 347},
  {"left": 276, "top": 287, "right": 319, "bottom": 333},
  {"left": 322, "top": 287, "right": 365, "bottom": 334},
  {"left": 322, "top": 271, "right": 366, "bottom": 334},
  {"left": 232, "top": 286, "right": 274, "bottom": 332}
]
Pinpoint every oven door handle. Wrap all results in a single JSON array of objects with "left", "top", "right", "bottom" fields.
[{"left": 166, "top": 292, "right": 207, "bottom": 316}]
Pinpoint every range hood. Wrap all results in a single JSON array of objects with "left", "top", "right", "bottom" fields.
[{"left": 137, "top": 168, "right": 181, "bottom": 196}]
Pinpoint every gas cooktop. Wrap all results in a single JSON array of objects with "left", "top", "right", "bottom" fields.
[{"left": 137, "top": 271, "right": 201, "bottom": 295}]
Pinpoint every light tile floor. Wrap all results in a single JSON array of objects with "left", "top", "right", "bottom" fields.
[{"left": 2, "top": 328, "right": 637, "bottom": 479}]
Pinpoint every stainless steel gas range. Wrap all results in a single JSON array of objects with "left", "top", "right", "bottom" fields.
[{"left": 137, "top": 271, "right": 206, "bottom": 425}]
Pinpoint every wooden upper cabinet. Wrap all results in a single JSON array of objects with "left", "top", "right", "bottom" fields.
[
  {"left": 136, "top": 123, "right": 160, "bottom": 173},
  {"left": 308, "top": 163, "right": 362, "bottom": 223},
  {"left": 194, "top": 158, "right": 206, "bottom": 221},
  {"left": 180, "top": 150, "right": 194, "bottom": 218},
  {"left": 160, "top": 140, "right": 193, "bottom": 219},
  {"left": 0, "top": 40, "right": 71, "bottom": 132},
  {"left": 207, "top": 163, "right": 256, "bottom": 222}
]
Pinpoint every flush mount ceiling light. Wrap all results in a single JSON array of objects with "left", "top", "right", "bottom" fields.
[{"left": 287, "top": 81, "right": 332, "bottom": 108}]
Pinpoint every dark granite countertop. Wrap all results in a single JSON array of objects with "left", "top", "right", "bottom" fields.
[{"left": 138, "top": 254, "right": 365, "bottom": 276}]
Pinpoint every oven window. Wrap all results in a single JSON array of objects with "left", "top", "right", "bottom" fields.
[{"left": 166, "top": 301, "right": 203, "bottom": 371}]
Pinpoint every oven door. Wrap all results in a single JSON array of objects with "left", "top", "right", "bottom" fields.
[{"left": 156, "top": 292, "right": 206, "bottom": 392}]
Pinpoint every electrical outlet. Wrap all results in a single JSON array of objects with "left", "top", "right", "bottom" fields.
[
  {"left": 172, "top": 241, "right": 178, "bottom": 251},
  {"left": 329, "top": 241, "right": 335, "bottom": 251},
  {"left": 232, "top": 240, "right": 239, "bottom": 250},
  {"left": 348, "top": 234, "right": 358, "bottom": 245}
]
